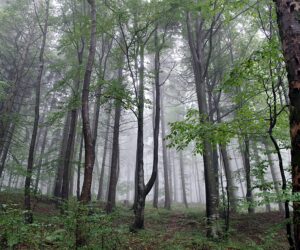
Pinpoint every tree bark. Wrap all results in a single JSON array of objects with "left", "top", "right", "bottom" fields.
[
  {"left": 61, "top": 42, "right": 84, "bottom": 200},
  {"left": 167, "top": 149, "right": 173, "bottom": 204},
  {"left": 34, "top": 127, "right": 48, "bottom": 194},
  {"left": 151, "top": 27, "right": 162, "bottom": 209},
  {"left": 242, "top": 137, "right": 254, "bottom": 214},
  {"left": 54, "top": 112, "right": 71, "bottom": 197},
  {"left": 186, "top": 11, "right": 220, "bottom": 238},
  {"left": 80, "top": 0, "right": 97, "bottom": 204},
  {"left": 274, "top": 1, "right": 300, "bottom": 248},
  {"left": 97, "top": 104, "right": 112, "bottom": 200},
  {"left": 161, "top": 88, "right": 171, "bottom": 209},
  {"left": 232, "top": 149, "right": 246, "bottom": 198},
  {"left": 179, "top": 150, "right": 188, "bottom": 208},
  {"left": 263, "top": 140, "right": 284, "bottom": 212},
  {"left": 172, "top": 150, "right": 178, "bottom": 203},
  {"left": 24, "top": 0, "right": 50, "bottom": 223},
  {"left": 76, "top": 133, "right": 83, "bottom": 200},
  {"left": 220, "top": 146, "right": 237, "bottom": 212},
  {"left": 216, "top": 106, "right": 237, "bottom": 211},
  {"left": 132, "top": 42, "right": 146, "bottom": 229},
  {"left": 194, "top": 157, "right": 203, "bottom": 204},
  {"left": 106, "top": 68, "right": 122, "bottom": 213}
]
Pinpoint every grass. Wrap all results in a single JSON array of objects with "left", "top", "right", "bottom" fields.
[{"left": 0, "top": 191, "right": 290, "bottom": 249}]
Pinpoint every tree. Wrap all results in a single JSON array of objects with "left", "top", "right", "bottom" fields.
[
  {"left": 60, "top": 0, "right": 85, "bottom": 201},
  {"left": 106, "top": 64, "right": 123, "bottom": 213},
  {"left": 274, "top": 1, "right": 300, "bottom": 248},
  {"left": 80, "top": 0, "right": 97, "bottom": 203},
  {"left": 179, "top": 150, "right": 188, "bottom": 208},
  {"left": 185, "top": 2, "right": 223, "bottom": 238},
  {"left": 161, "top": 86, "right": 171, "bottom": 209},
  {"left": 24, "top": 0, "right": 50, "bottom": 223}
]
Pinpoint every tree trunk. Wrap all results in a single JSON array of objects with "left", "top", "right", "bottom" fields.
[
  {"left": 76, "top": 133, "right": 83, "bottom": 200},
  {"left": 172, "top": 150, "right": 178, "bottom": 203},
  {"left": 61, "top": 46, "right": 83, "bottom": 200},
  {"left": 274, "top": 1, "right": 300, "bottom": 247},
  {"left": 220, "top": 146, "right": 237, "bottom": 212},
  {"left": 153, "top": 175, "right": 159, "bottom": 208},
  {"left": 151, "top": 27, "right": 161, "bottom": 209},
  {"left": 168, "top": 150, "right": 173, "bottom": 203},
  {"left": 243, "top": 137, "right": 255, "bottom": 214},
  {"left": 80, "top": 0, "right": 97, "bottom": 204},
  {"left": 232, "top": 149, "right": 246, "bottom": 198},
  {"left": 186, "top": 11, "right": 220, "bottom": 238},
  {"left": 24, "top": 0, "right": 50, "bottom": 223},
  {"left": 106, "top": 68, "right": 122, "bottom": 213},
  {"left": 34, "top": 128, "right": 48, "bottom": 194},
  {"left": 194, "top": 157, "right": 203, "bottom": 204},
  {"left": 54, "top": 113, "right": 71, "bottom": 197},
  {"left": 161, "top": 87, "right": 171, "bottom": 209},
  {"left": 179, "top": 151, "right": 188, "bottom": 208},
  {"left": 97, "top": 105, "right": 112, "bottom": 200},
  {"left": 263, "top": 140, "right": 284, "bottom": 212},
  {"left": 132, "top": 42, "right": 146, "bottom": 229}
]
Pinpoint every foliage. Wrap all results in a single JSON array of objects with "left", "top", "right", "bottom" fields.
[
  {"left": 167, "top": 109, "right": 233, "bottom": 153},
  {"left": 167, "top": 37, "right": 289, "bottom": 155}
]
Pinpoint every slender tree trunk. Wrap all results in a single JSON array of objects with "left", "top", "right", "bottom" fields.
[
  {"left": 263, "top": 140, "right": 284, "bottom": 212},
  {"left": 152, "top": 72, "right": 159, "bottom": 209},
  {"left": 76, "top": 133, "right": 83, "bottom": 200},
  {"left": 97, "top": 105, "right": 112, "bottom": 200},
  {"left": 105, "top": 142, "right": 113, "bottom": 201},
  {"left": 132, "top": 42, "right": 146, "bottom": 229},
  {"left": 61, "top": 48, "right": 83, "bottom": 200},
  {"left": 220, "top": 146, "right": 237, "bottom": 212},
  {"left": 243, "top": 137, "right": 255, "bottom": 214},
  {"left": 151, "top": 28, "right": 162, "bottom": 209},
  {"left": 186, "top": 11, "right": 220, "bottom": 238},
  {"left": 172, "top": 150, "right": 178, "bottom": 203},
  {"left": 161, "top": 87, "right": 170, "bottom": 209},
  {"left": 194, "top": 158, "right": 203, "bottom": 204},
  {"left": 24, "top": 0, "right": 50, "bottom": 223},
  {"left": 34, "top": 128, "right": 48, "bottom": 194},
  {"left": 116, "top": 146, "right": 120, "bottom": 185},
  {"left": 126, "top": 164, "right": 131, "bottom": 201},
  {"left": 212, "top": 149, "right": 219, "bottom": 204},
  {"left": 192, "top": 160, "right": 199, "bottom": 203},
  {"left": 153, "top": 175, "right": 159, "bottom": 208},
  {"left": 80, "top": 0, "right": 97, "bottom": 203},
  {"left": 179, "top": 151, "right": 188, "bottom": 208},
  {"left": 216, "top": 105, "right": 237, "bottom": 211},
  {"left": 106, "top": 68, "right": 122, "bottom": 213},
  {"left": 168, "top": 150, "right": 173, "bottom": 203},
  {"left": 54, "top": 113, "right": 71, "bottom": 197},
  {"left": 69, "top": 160, "right": 75, "bottom": 197},
  {"left": 232, "top": 149, "right": 246, "bottom": 198}
]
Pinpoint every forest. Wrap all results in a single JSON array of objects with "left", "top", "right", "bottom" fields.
[{"left": 0, "top": 0, "right": 300, "bottom": 249}]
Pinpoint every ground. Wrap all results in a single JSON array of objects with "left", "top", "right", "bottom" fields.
[{"left": 0, "top": 191, "right": 290, "bottom": 249}]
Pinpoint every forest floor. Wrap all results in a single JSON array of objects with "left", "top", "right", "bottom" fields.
[{"left": 0, "top": 191, "right": 290, "bottom": 249}]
